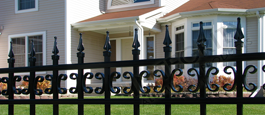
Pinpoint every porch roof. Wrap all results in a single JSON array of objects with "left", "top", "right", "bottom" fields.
[
  {"left": 163, "top": 0, "right": 265, "bottom": 18},
  {"left": 78, "top": 7, "right": 161, "bottom": 23}
]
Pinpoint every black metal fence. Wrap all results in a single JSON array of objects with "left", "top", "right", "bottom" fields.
[{"left": 1, "top": 17, "right": 265, "bottom": 115}]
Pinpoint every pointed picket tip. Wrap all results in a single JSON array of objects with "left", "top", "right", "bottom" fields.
[
  {"left": 234, "top": 17, "right": 244, "bottom": 40},
  {"left": 132, "top": 28, "right": 140, "bottom": 49},
  {"left": 103, "top": 31, "right": 111, "bottom": 51},
  {"left": 30, "top": 40, "right": 36, "bottom": 57},
  {"left": 52, "top": 36, "right": 59, "bottom": 55},
  {"left": 8, "top": 41, "right": 14, "bottom": 58},
  {"left": 163, "top": 25, "right": 172, "bottom": 46},
  {"left": 197, "top": 21, "right": 207, "bottom": 45},
  {"left": 77, "top": 33, "right": 84, "bottom": 52}
]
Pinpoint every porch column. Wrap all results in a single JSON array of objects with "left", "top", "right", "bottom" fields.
[{"left": 255, "top": 13, "right": 265, "bottom": 97}]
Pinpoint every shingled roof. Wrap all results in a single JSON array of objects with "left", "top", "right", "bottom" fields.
[
  {"left": 164, "top": 0, "right": 265, "bottom": 17},
  {"left": 78, "top": 7, "right": 161, "bottom": 23}
]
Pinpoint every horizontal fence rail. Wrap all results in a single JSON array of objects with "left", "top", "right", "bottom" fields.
[{"left": 1, "top": 17, "right": 265, "bottom": 115}]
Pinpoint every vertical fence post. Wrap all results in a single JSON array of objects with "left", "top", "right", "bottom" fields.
[
  {"left": 132, "top": 28, "right": 140, "bottom": 115},
  {"left": 163, "top": 25, "right": 172, "bottom": 115},
  {"left": 8, "top": 41, "right": 15, "bottom": 115},
  {"left": 77, "top": 33, "right": 85, "bottom": 115},
  {"left": 29, "top": 40, "right": 36, "bottom": 115},
  {"left": 197, "top": 22, "right": 207, "bottom": 115},
  {"left": 52, "top": 37, "right": 59, "bottom": 115},
  {"left": 234, "top": 17, "right": 244, "bottom": 115},
  {"left": 103, "top": 31, "right": 111, "bottom": 115}
]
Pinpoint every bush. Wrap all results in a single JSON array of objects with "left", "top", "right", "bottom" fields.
[
  {"left": 155, "top": 75, "right": 198, "bottom": 92},
  {"left": 20, "top": 78, "right": 51, "bottom": 91},
  {"left": 155, "top": 74, "right": 234, "bottom": 92},
  {"left": 210, "top": 75, "right": 234, "bottom": 91},
  {"left": 0, "top": 82, "right": 7, "bottom": 92}
]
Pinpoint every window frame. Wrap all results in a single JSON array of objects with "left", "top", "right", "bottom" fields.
[
  {"left": 107, "top": 0, "right": 154, "bottom": 10},
  {"left": 8, "top": 31, "right": 46, "bottom": 75},
  {"left": 175, "top": 25, "right": 185, "bottom": 69},
  {"left": 222, "top": 21, "right": 237, "bottom": 66},
  {"left": 144, "top": 35, "right": 156, "bottom": 82},
  {"left": 15, "top": 0, "right": 38, "bottom": 14}
]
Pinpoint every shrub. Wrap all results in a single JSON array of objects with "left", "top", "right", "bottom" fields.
[
  {"left": 20, "top": 78, "right": 51, "bottom": 91},
  {"left": 155, "top": 75, "right": 198, "bottom": 92},
  {"left": 210, "top": 75, "right": 234, "bottom": 91},
  {"left": 0, "top": 82, "right": 7, "bottom": 91}
]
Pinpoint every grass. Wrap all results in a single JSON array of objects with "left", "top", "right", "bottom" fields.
[{"left": 0, "top": 96, "right": 265, "bottom": 115}]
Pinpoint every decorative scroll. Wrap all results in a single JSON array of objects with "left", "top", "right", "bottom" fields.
[
  {"left": 95, "top": 72, "right": 105, "bottom": 94},
  {"left": 223, "top": 66, "right": 236, "bottom": 91},
  {"left": 171, "top": 69, "right": 183, "bottom": 92},
  {"left": 205, "top": 67, "right": 219, "bottom": 92},
  {"left": 187, "top": 68, "right": 199, "bottom": 92},
  {"left": 110, "top": 72, "right": 121, "bottom": 94},
  {"left": 242, "top": 65, "right": 257, "bottom": 91},
  {"left": 153, "top": 70, "right": 165, "bottom": 93}
]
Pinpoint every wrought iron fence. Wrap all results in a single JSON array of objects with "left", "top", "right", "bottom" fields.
[{"left": 1, "top": 17, "right": 265, "bottom": 115}]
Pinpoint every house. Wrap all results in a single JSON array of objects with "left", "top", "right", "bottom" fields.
[{"left": 1, "top": 0, "right": 265, "bottom": 95}]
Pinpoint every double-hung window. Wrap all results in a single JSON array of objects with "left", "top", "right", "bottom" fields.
[
  {"left": 109, "top": 0, "right": 154, "bottom": 9},
  {"left": 9, "top": 32, "right": 45, "bottom": 67},
  {"left": 146, "top": 36, "right": 154, "bottom": 80},
  {"left": 175, "top": 25, "right": 184, "bottom": 69},
  {"left": 15, "top": 0, "right": 38, "bottom": 14},
  {"left": 223, "top": 22, "right": 237, "bottom": 66},
  {"left": 192, "top": 22, "right": 212, "bottom": 67}
]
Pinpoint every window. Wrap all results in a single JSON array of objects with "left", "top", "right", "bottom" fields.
[
  {"left": 9, "top": 32, "right": 46, "bottom": 67},
  {"left": 192, "top": 22, "right": 212, "bottom": 67},
  {"left": 108, "top": 0, "right": 154, "bottom": 9},
  {"left": 15, "top": 0, "right": 38, "bottom": 14},
  {"left": 223, "top": 22, "right": 237, "bottom": 66},
  {"left": 146, "top": 36, "right": 154, "bottom": 80},
  {"left": 175, "top": 33, "right": 184, "bottom": 69}
]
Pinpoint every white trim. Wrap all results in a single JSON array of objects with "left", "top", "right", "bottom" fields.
[
  {"left": 107, "top": 0, "right": 154, "bottom": 10},
  {"left": 8, "top": 31, "right": 46, "bottom": 75},
  {"left": 15, "top": 0, "right": 38, "bottom": 14}
]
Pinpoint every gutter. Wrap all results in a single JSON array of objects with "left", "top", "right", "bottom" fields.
[{"left": 158, "top": 8, "right": 265, "bottom": 23}]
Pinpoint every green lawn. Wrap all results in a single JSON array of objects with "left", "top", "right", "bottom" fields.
[{"left": 0, "top": 96, "right": 264, "bottom": 115}]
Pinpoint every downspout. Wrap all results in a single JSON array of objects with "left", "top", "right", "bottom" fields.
[
  {"left": 135, "top": 19, "right": 144, "bottom": 60},
  {"left": 135, "top": 19, "right": 146, "bottom": 85},
  {"left": 251, "top": 11, "right": 263, "bottom": 97}
]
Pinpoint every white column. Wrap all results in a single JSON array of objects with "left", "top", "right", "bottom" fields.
[{"left": 116, "top": 39, "right": 122, "bottom": 82}]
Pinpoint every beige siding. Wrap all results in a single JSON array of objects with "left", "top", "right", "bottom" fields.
[
  {"left": 71, "top": 28, "right": 105, "bottom": 83},
  {"left": 121, "top": 38, "right": 133, "bottom": 81},
  {"left": 246, "top": 17, "right": 259, "bottom": 85},
  {"left": 0, "top": 1, "right": 65, "bottom": 73},
  {"left": 155, "top": 25, "right": 171, "bottom": 59},
  {"left": 106, "top": 0, "right": 160, "bottom": 13}
]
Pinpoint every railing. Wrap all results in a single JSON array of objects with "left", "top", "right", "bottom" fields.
[{"left": 0, "top": 17, "right": 265, "bottom": 115}]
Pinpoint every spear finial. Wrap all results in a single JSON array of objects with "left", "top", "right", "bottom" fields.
[
  {"left": 163, "top": 25, "right": 172, "bottom": 47},
  {"left": 234, "top": 17, "right": 244, "bottom": 41},
  {"left": 132, "top": 28, "right": 140, "bottom": 49},
  {"left": 8, "top": 41, "right": 14, "bottom": 58},
  {"left": 30, "top": 40, "right": 35, "bottom": 57},
  {"left": 52, "top": 36, "right": 59, "bottom": 55},
  {"left": 103, "top": 31, "right": 111, "bottom": 51},
  {"left": 197, "top": 22, "right": 207, "bottom": 47},
  {"left": 77, "top": 33, "right": 84, "bottom": 52}
]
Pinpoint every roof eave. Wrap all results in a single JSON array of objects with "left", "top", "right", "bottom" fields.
[
  {"left": 158, "top": 8, "right": 255, "bottom": 23},
  {"left": 72, "top": 16, "right": 139, "bottom": 28}
]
